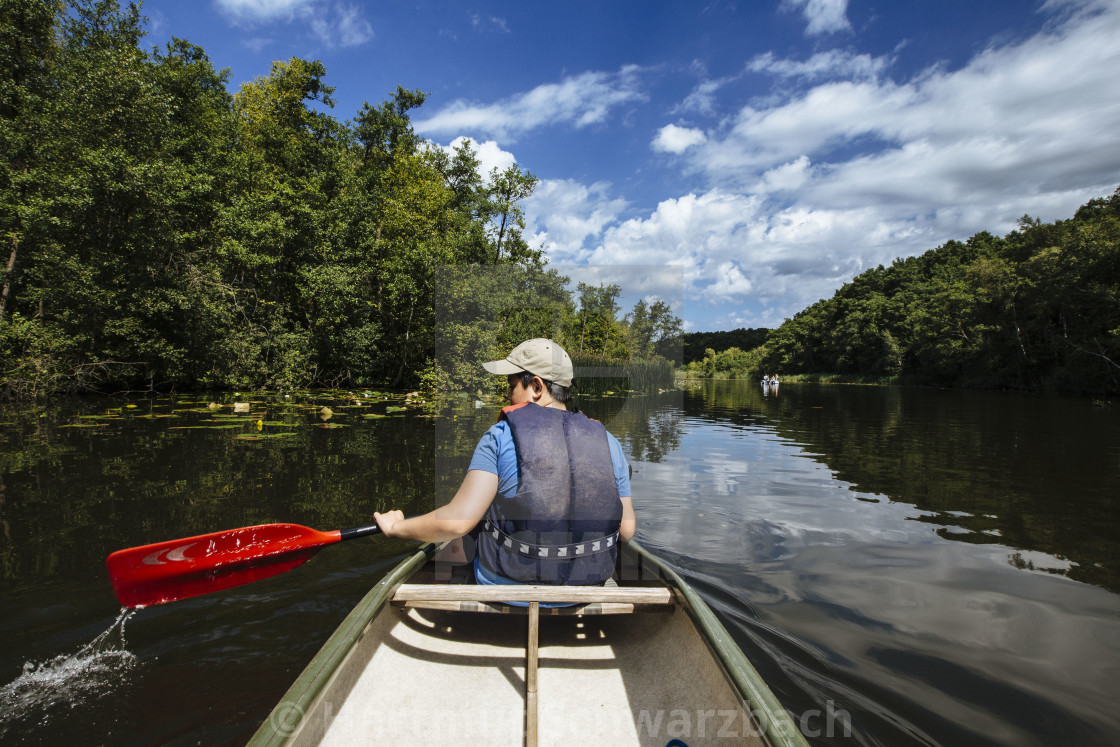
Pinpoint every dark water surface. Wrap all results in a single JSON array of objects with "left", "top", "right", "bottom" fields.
[{"left": 0, "top": 383, "right": 1118, "bottom": 745}]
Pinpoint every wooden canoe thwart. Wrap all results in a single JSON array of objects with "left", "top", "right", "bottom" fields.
[{"left": 249, "top": 541, "right": 809, "bottom": 747}]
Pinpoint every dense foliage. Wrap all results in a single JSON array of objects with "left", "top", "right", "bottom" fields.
[
  {"left": 680, "top": 345, "right": 768, "bottom": 380},
  {"left": 0, "top": 0, "right": 684, "bottom": 399},
  {"left": 680, "top": 328, "right": 768, "bottom": 364}
]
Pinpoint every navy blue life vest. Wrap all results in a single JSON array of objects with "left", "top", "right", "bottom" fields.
[{"left": 476, "top": 402, "right": 622, "bottom": 585}]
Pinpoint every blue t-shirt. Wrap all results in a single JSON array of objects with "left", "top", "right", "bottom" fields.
[{"left": 468, "top": 419, "right": 632, "bottom": 499}]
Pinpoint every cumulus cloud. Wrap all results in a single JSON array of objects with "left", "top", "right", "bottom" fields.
[
  {"left": 782, "top": 0, "right": 852, "bottom": 36},
  {"left": 652, "top": 124, "right": 707, "bottom": 154},
  {"left": 707, "top": 262, "right": 753, "bottom": 299},
  {"left": 436, "top": 137, "right": 517, "bottom": 182},
  {"left": 524, "top": 180, "right": 630, "bottom": 264},
  {"left": 414, "top": 66, "right": 647, "bottom": 141},
  {"left": 753, "top": 156, "right": 812, "bottom": 194}
]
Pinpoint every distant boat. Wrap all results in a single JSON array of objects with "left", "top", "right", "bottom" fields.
[{"left": 249, "top": 541, "right": 808, "bottom": 746}]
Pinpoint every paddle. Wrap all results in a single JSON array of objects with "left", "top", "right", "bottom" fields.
[{"left": 106, "top": 522, "right": 386, "bottom": 608}]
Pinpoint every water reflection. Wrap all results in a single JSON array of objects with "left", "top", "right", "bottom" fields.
[
  {"left": 674, "top": 381, "right": 1120, "bottom": 593},
  {"left": 631, "top": 380, "right": 1120, "bottom": 746},
  {"left": 0, "top": 392, "right": 436, "bottom": 593}
]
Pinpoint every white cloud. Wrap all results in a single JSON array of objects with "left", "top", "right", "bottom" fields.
[
  {"left": 747, "top": 50, "right": 890, "bottom": 82},
  {"left": 652, "top": 124, "right": 707, "bottom": 154},
  {"left": 753, "top": 156, "right": 812, "bottom": 194},
  {"left": 524, "top": 180, "right": 629, "bottom": 264},
  {"left": 473, "top": 140, "right": 518, "bottom": 178},
  {"left": 311, "top": 4, "right": 373, "bottom": 48},
  {"left": 584, "top": 191, "right": 763, "bottom": 294},
  {"left": 673, "top": 76, "right": 736, "bottom": 116},
  {"left": 707, "top": 262, "right": 753, "bottom": 299},
  {"left": 782, "top": 0, "right": 852, "bottom": 36},
  {"left": 437, "top": 137, "right": 517, "bottom": 182},
  {"left": 216, "top": 0, "right": 372, "bottom": 48},
  {"left": 214, "top": 0, "right": 316, "bottom": 24},
  {"left": 469, "top": 13, "right": 510, "bottom": 33},
  {"left": 414, "top": 67, "right": 647, "bottom": 141}
]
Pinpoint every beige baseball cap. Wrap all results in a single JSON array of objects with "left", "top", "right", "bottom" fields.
[{"left": 483, "top": 338, "right": 574, "bottom": 387}]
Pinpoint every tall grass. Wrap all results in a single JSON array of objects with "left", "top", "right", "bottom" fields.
[
  {"left": 778, "top": 373, "right": 914, "bottom": 385},
  {"left": 570, "top": 354, "right": 675, "bottom": 395}
]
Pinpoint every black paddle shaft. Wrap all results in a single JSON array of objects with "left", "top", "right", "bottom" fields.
[{"left": 339, "top": 523, "right": 385, "bottom": 541}]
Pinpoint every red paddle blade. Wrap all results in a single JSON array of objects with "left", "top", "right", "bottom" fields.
[{"left": 106, "top": 523, "right": 342, "bottom": 607}]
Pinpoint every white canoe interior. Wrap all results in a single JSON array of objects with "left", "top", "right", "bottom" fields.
[{"left": 257, "top": 545, "right": 801, "bottom": 747}]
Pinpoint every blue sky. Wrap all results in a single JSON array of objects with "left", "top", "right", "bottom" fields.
[{"left": 140, "top": 0, "right": 1120, "bottom": 331}]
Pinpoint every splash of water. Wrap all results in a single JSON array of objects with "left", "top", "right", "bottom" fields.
[{"left": 0, "top": 608, "right": 139, "bottom": 732}]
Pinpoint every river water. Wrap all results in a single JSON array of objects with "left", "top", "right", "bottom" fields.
[{"left": 0, "top": 382, "right": 1117, "bottom": 745}]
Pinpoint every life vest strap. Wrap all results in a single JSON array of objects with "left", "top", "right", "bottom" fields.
[{"left": 482, "top": 518, "right": 618, "bottom": 560}]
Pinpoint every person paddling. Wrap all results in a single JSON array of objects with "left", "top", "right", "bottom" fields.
[{"left": 373, "top": 338, "right": 636, "bottom": 586}]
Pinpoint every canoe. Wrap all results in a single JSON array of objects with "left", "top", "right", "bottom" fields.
[{"left": 248, "top": 540, "right": 808, "bottom": 747}]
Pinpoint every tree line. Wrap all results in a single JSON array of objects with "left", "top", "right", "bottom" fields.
[
  {"left": 688, "top": 189, "right": 1120, "bottom": 394},
  {"left": 680, "top": 328, "right": 769, "bottom": 364},
  {"left": 0, "top": 0, "right": 683, "bottom": 398}
]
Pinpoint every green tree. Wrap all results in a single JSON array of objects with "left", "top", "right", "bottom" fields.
[
  {"left": 625, "top": 298, "right": 683, "bottom": 360},
  {"left": 0, "top": 0, "right": 62, "bottom": 322},
  {"left": 486, "top": 164, "right": 539, "bottom": 266},
  {"left": 572, "top": 282, "right": 623, "bottom": 356}
]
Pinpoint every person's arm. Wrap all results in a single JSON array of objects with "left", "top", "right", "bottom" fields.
[
  {"left": 374, "top": 469, "right": 498, "bottom": 542},
  {"left": 619, "top": 495, "right": 636, "bottom": 542}
]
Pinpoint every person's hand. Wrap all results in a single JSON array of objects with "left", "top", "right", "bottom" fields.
[{"left": 373, "top": 510, "right": 405, "bottom": 538}]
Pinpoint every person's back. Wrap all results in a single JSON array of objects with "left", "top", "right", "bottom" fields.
[
  {"left": 373, "top": 338, "right": 637, "bottom": 586},
  {"left": 475, "top": 401, "right": 623, "bottom": 585}
]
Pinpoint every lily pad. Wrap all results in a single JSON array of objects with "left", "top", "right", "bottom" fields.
[
  {"left": 318, "top": 423, "right": 348, "bottom": 429},
  {"left": 60, "top": 423, "right": 111, "bottom": 428},
  {"left": 385, "top": 406, "right": 406, "bottom": 413}
]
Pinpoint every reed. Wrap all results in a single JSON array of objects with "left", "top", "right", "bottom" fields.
[
  {"left": 778, "top": 373, "right": 911, "bottom": 385},
  {"left": 570, "top": 354, "right": 675, "bottom": 395}
]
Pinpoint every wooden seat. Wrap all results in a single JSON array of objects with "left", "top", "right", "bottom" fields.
[
  {"left": 390, "top": 583, "right": 677, "bottom": 613},
  {"left": 389, "top": 582, "right": 679, "bottom": 747}
]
